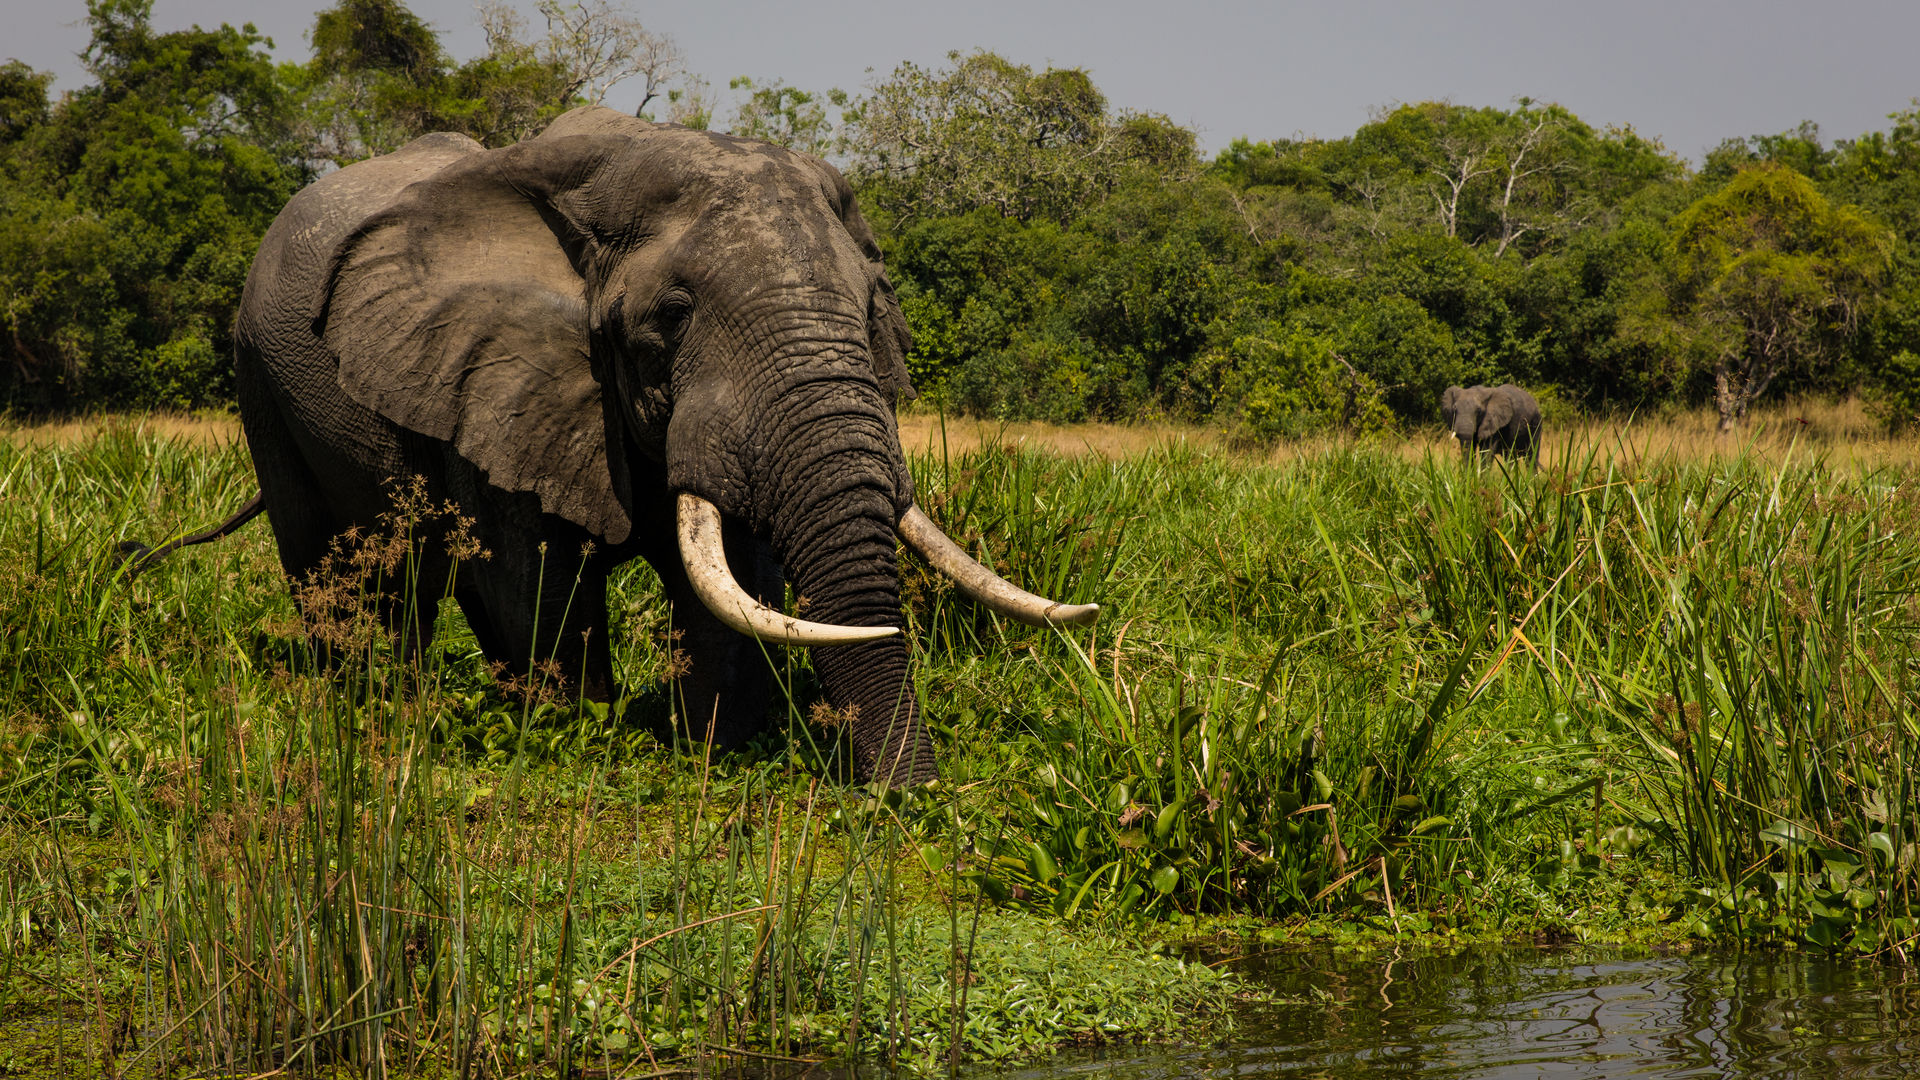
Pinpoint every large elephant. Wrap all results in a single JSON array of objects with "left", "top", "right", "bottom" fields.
[
  {"left": 1440, "top": 384, "right": 1542, "bottom": 462},
  {"left": 124, "top": 106, "right": 1095, "bottom": 786}
]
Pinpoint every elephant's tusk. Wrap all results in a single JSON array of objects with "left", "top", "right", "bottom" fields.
[
  {"left": 896, "top": 505, "right": 1100, "bottom": 628},
  {"left": 676, "top": 493, "right": 899, "bottom": 646}
]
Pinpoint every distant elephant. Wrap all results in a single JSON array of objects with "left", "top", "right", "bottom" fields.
[
  {"left": 1440, "top": 384, "right": 1542, "bottom": 462},
  {"left": 121, "top": 106, "right": 1096, "bottom": 786}
]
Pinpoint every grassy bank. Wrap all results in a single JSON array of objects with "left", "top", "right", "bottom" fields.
[{"left": 3, "top": 412, "right": 1919, "bottom": 1075}]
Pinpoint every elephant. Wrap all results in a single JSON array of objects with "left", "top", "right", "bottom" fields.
[
  {"left": 119, "top": 106, "right": 1096, "bottom": 786},
  {"left": 1440, "top": 384, "right": 1542, "bottom": 462}
]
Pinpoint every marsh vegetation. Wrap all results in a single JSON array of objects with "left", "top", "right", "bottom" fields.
[{"left": 3, "top": 409, "right": 1918, "bottom": 1075}]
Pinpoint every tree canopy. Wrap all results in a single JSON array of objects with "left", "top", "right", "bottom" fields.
[{"left": 3, "top": 2, "right": 1919, "bottom": 437}]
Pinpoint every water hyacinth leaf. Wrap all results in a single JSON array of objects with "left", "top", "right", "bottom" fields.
[
  {"left": 1760, "top": 819, "right": 1810, "bottom": 850},
  {"left": 1807, "top": 897, "right": 1847, "bottom": 920},
  {"left": 1107, "top": 781, "right": 1131, "bottom": 814},
  {"left": 1035, "top": 763, "right": 1058, "bottom": 789},
  {"left": 1869, "top": 831, "right": 1897, "bottom": 868},
  {"left": 1805, "top": 919, "right": 1844, "bottom": 949},
  {"left": 1393, "top": 794, "right": 1426, "bottom": 815},
  {"left": 1028, "top": 841, "right": 1058, "bottom": 885},
  {"left": 919, "top": 843, "right": 947, "bottom": 877},
  {"left": 1312, "top": 769, "right": 1333, "bottom": 802},
  {"left": 1816, "top": 847, "right": 1861, "bottom": 879},
  {"left": 974, "top": 874, "right": 1012, "bottom": 904},
  {"left": 1154, "top": 798, "right": 1187, "bottom": 840},
  {"left": 1151, "top": 865, "right": 1180, "bottom": 895},
  {"left": 1410, "top": 815, "right": 1451, "bottom": 836}
]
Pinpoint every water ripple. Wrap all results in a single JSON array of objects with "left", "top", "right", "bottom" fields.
[{"left": 974, "top": 947, "right": 1920, "bottom": 1080}]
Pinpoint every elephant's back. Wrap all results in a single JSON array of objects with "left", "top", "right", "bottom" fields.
[
  {"left": 235, "top": 133, "right": 486, "bottom": 510},
  {"left": 241, "top": 133, "right": 485, "bottom": 341}
]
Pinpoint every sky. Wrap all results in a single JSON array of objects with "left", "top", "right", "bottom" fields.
[{"left": 11, "top": 0, "right": 1920, "bottom": 162}]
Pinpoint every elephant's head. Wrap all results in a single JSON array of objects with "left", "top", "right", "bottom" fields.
[
  {"left": 1440, "top": 385, "right": 1509, "bottom": 450},
  {"left": 314, "top": 107, "right": 1092, "bottom": 784}
]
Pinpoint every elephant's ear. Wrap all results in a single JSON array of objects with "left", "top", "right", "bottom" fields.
[
  {"left": 866, "top": 269, "right": 916, "bottom": 408},
  {"left": 817, "top": 164, "right": 916, "bottom": 406},
  {"left": 315, "top": 136, "right": 635, "bottom": 544},
  {"left": 1440, "top": 385, "right": 1460, "bottom": 421},
  {"left": 1478, "top": 392, "right": 1515, "bottom": 439}
]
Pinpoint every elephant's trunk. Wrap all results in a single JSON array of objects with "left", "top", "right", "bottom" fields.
[
  {"left": 763, "top": 408, "right": 934, "bottom": 787},
  {"left": 676, "top": 494, "right": 897, "bottom": 645}
]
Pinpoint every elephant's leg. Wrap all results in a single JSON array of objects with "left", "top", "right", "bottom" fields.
[
  {"left": 644, "top": 523, "right": 780, "bottom": 750},
  {"left": 236, "top": 373, "right": 366, "bottom": 666},
  {"left": 440, "top": 458, "right": 617, "bottom": 702},
  {"left": 539, "top": 550, "right": 617, "bottom": 702},
  {"left": 374, "top": 543, "right": 452, "bottom": 664},
  {"left": 466, "top": 527, "right": 618, "bottom": 703},
  {"left": 454, "top": 582, "right": 511, "bottom": 664}
]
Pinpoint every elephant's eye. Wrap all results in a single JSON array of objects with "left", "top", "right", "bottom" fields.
[{"left": 655, "top": 294, "right": 694, "bottom": 345}]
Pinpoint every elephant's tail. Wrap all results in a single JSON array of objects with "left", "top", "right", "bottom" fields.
[{"left": 115, "top": 493, "right": 268, "bottom": 579}]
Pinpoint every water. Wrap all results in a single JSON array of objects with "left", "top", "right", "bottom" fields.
[{"left": 979, "top": 947, "right": 1920, "bottom": 1079}]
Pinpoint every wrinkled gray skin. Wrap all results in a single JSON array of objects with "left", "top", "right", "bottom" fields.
[
  {"left": 1440, "top": 384, "right": 1542, "bottom": 463},
  {"left": 235, "top": 106, "right": 932, "bottom": 784}
]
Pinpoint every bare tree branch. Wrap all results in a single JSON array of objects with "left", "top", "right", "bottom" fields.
[{"left": 534, "top": 0, "right": 683, "bottom": 113}]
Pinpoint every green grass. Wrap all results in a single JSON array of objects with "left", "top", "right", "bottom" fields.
[{"left": 4, "top": 416, "right": 1920, "bottom": 1075}]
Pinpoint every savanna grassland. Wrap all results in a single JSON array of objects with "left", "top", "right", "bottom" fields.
[{"left": 4, "top": 407, "right": 1920, "bottom": 1077}]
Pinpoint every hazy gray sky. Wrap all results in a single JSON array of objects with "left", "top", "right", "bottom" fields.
[{"left": 12, "top": 0, "right": 1920, "bottom": 161}]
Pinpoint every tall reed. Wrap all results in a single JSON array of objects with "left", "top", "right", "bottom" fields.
[
  {"left": 0, "top": 418, "right": 1228, "bottom": 1075},
  {"left": 905, "top": 430, "right": 1920, "bottom": 951},
  {"left": 9, "top": 412, "right": 1920, "bottom": 1072}
]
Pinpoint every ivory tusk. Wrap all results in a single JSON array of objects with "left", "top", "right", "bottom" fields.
[
  {"left": 896, "top": 505, "right": 1100, "bottom": 628},
  {"left": 676, "top": 493, "right": 899, "bottom": 646}
]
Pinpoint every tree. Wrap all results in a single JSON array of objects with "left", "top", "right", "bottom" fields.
[
  {"left": 1217, "top": 102, "right": 1682, "bottom": 273},
  {"left": 0, "top": 62, "right": 53, "bottom": 144},
  {"left": 843, "top": 51, "right": 1196, "bottom": 226},
  {"left": 527, "top": 0, "right": 682, "bottom": 113},
  {"left": 311, "top": 0, "right": 441, "bottom": 82},
  {"left": 299, "top": 0, "right": 685, "bottom": 163},
  {"left": 298, "top": 0, "right": 457, "bottom": 161},
  {"left": 1700, "top": 121, "right": 1831, "bottom": 183},
  {"left": 0, "top": 0, "right": 301, "bottom": 407},
  {"left": 661, "top": 77, "right": 713, "bottom": 129},
  {"left": 1667, "top": 163, "right": 1890, "bottom": 431},
  {"left": 727, "top": 77, "right": 843, "bottom": 156}
]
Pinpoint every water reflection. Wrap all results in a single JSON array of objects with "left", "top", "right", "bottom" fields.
[{"left": 979, "top": 947, "right": 1920, "bottom": 1079}]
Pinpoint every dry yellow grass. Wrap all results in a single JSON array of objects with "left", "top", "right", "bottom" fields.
[
  {"left": 895, "top": 413, "right": 1224, "bottom": 459},
  {"left": 9, "top": 398, "right": 1917, "bottom": 470},
  {"left": 1544, "top": 397, "right": 1920, "bottom": 471},
  {"left": 3, "top": 411, "right": 243, "bottom": 448},
  {"left": 902, "top": 398, "right": 1920, "bottom": 470}
]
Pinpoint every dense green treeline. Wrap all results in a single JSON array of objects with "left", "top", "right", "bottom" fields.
[{"left": 5, "top": 0, "right": 1920, "bottom": 435}]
